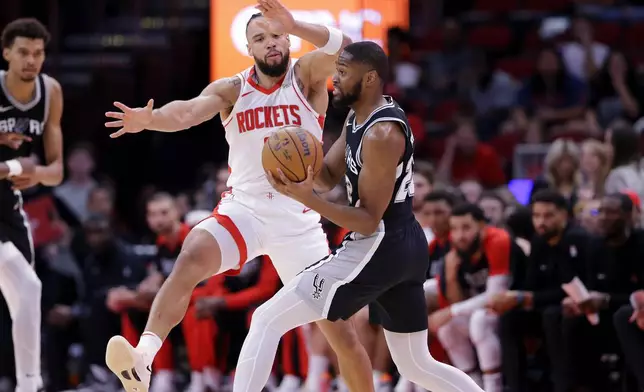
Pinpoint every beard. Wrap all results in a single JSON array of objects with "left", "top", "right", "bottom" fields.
[
  {"left": 254, "top": 52, "right": 290, "bottom": 78},
  {"left": 332, "top": 80, "right": 362, "bottom": 108},
  {"left": 455, "top": 234, "right": 481, "bottom": 262}
]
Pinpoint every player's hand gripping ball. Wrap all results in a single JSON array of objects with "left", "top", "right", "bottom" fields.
[{"left": 262, "top": 126, "right": 323, "bottom": 182}]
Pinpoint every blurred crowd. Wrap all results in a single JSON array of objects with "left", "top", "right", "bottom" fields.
[{"left": 3, "top": 2, "right": 644, "bottom": 392}]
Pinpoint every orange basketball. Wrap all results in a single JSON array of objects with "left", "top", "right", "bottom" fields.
[{"left": 262, "top": 126, "right": 324, "bottom": 183}]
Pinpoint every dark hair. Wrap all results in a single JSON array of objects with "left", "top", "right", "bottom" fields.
[
  {"left": 424, "top": 190, "right": 457, "bottom": 207},
  {"left": 505, "top": 206, "right": 535, "bottom": 240},
  {"left": 67, "top": 142, "right": 95, "bottom": 158},
  {"left": 605, "top": 192, "right": 634, "bottom": 213},
  {"left": 451, "top": 203, "right": 486, "bottom": 222},
  {"left": 89, "top": 183, "right": 115, "bottom": 201},
  {"left": 1, "top": 18, "right": 50, "bottom": 49},
  {"left": 610, "top": 124, "right": 640, "bottom": 168},
  {"left": 343, "top": 41, "right": 389, "bottom": 82},
  {"left": 532, "top": 46, "right": 566, "bottom": 94},
  {"left": 531, "top": 189, "right": 568, "bottom": 210},
  {"left": 148, "top": 191, "right": 175, "bottom": 205},
  {"left": 246, "top": 13, "right": 263, "bottom": 33},
  {"left": 478, "top": 190, "right": 506, "bottom": 208}
]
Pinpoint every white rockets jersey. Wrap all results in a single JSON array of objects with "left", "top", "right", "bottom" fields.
[{"left": 222, "top": 60, "right": 325, "bottom": 196}]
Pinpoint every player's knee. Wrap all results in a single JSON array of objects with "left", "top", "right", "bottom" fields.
[
  {"left": 469, "top": 309, "right": 497, "bottom": 345},
  {"left": 169, "top": 230, "right": 222, "bottom": 286},
  {"left": 436, "top": 320, "right": 460, "bottom": 349},
  {"left": 317, "top": 319, "right": 363, "bottom": 359}
]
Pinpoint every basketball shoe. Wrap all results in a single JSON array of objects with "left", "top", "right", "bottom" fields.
[{"left": 105, "top": 336, "right": 151, "bottom": 392}]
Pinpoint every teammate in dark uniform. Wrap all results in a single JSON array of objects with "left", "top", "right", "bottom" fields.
[
  {"left": 0, "top": 19, "right": 64, "bottom": 392},
  {"left": 232, "top": 41, "right": 483, "bottom": 392}
]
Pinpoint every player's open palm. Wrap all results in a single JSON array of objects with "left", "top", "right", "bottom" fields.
[
  {"left": 105, "top": 99, "right": 154, "bottom": 138},
  {"left": 255, "top": 0, "right": 295, "bottom": 34}
]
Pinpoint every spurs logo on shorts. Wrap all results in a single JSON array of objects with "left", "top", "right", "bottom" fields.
[{"left": 312, "top": 273, "right": 325, "bottom": 300}]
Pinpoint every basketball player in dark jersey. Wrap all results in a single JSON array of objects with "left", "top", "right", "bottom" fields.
[
  {"left": 0, "top": 18, "right": 64, "bottom": 392},
  {"left": 231, "top": 41, "right": 483, "bottom": 392}
]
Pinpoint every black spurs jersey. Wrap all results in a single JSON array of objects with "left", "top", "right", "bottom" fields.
[
  {"left": 344, "top": 96, "right": 415, "bottom": 228},
  {"left": 0, "top": 70, "right": 49, "bottom": 216}
]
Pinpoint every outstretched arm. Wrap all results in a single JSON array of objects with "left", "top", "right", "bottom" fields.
[
  {"left": 149, "top": 77, "right": 241, "bottom": 131},
  {"left": 106, "top": 76, "right": 241, "bottom": 136}
]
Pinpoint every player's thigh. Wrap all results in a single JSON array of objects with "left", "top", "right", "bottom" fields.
[
  {"left": 265, "top": 223, "right": 329, "bottom": 284},
  {"left": 0, "top": 217, "right": 33, "bottom": 265},
  {"left": 190, "top": 203, "right": 263, "bottom": 276},
  {"left": 375, "top": 280, "right": 428, "bottom": 334}
]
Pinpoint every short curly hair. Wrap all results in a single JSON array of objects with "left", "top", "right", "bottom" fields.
[{"left": 1, "top": 18, "right": 50, "bottom": 49}]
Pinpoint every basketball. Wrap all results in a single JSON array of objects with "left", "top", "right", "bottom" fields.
[{"left": 262, "top": 126, "right": 324, "bottom": 183}]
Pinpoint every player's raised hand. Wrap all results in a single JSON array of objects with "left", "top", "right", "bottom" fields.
[
  {"left": 255, "top": 0, "right": 295, "bottom": 34},
  {"left": 105, "top": 99, "right": 154, "bottom": 138}
]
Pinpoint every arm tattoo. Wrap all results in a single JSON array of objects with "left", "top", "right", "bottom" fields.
[{"left": 293, "top": 63, "right": 306, "bottom": 93}]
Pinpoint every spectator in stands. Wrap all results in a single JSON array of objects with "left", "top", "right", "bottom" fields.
[
  {"left": 478, "top": 191, "right": 507, "bottom": 227},
  {"left": 54, "top": 143, "right": 97, "bottom": 226},
  {"left": 530, "top": 139, "right": 582, "bottom": 209},
  {"left": 588, "top": 50, "right": 643, "bottom": 128},
  {"left": 424, "top": 18, "right": 474, "bottom": 97},
  {"left": 75, "top": 214, "right": 147, "bottom": 391},
  {"left": 420, "top": 190, "right": 457, "bottom": 280},
  {"left": 558, "top": 193, "right": 644, "bottom": 391},
  {"left": 560, "top": 15, "right": 609, "bottom": 81},
  {"left": 429, "top": 204, "right": 511, "bottom": 392},
  {"left": 436, "top": 118, "right": 506, "bottom": 188},
  {"left": 413, "top": 160, "right": 435, "bottom": 240},
  {"left": 622, "top": 189, "right": 642, "bottom": 228},
  {"left": 512, "top": 47, "right": 587, "bottom": 134},
  {"left": 604, "top": 124, "right": 644, "bottom": 208},
  {"left": 468, "top": 52, "right": 519, "bottom": 139},
  {"left": 489, "top": 190, "right": 588, "bottom": 392},
  {"left": 579, "top": 139, "right": 610, "bottom": 201},
  {"left": 460, "top": 180, "right": 483, "bottom": 204},
  {"left": 614, "top": 290, "right": 644, "bottom": 391}
]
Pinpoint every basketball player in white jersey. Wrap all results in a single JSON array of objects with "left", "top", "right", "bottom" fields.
[
  {"left": 1, "top": 18, "right": 64, "bottom": 392},
  {"left": 103, "top": 1, "right": 375, "bottom": 391}
]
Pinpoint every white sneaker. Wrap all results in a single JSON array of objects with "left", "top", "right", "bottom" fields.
[{"left": 105, "top": 336, "right": 152, "bottom": 392}]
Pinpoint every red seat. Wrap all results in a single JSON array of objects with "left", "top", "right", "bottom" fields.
[
  {"left": 496, "top": 57, "right": 535, "bottom": 80},
  {"left": 490, "top": 133, "right": 522, "bottom": 162},
  {"left": 473, "top": 0, "right": 517, "bottom": 13},
  {"left": 407, "top": 114, "right": 426, "bottom": 144},
  {"left": 624, "top": 24, "right": 644, "bottom": 50},
  {"left": 432, "top": 100, "right": 460, "bottom": 124},
  {"left": 594, "top": 22, "right": 622, "bottom": 46},
  {"left": 467, "top": 25, "right": 511, "bottom": 49}
]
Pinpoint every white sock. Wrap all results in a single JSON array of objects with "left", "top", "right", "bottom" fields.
[
  {"left": 137, "top": 332, "right": 163, "bottom": 365},
  {"left": 483, "top": 373, "right": 502, "bottom": 392},
  {"left": 0, "top": 242, "right": 42, "bottom": 392},
  {"left": 373, "top": 370, "right": 384, "bottom": 386},
  {"left": 394, "top": 377, "right": 412, "bottom": 392},
  {"left": 232, "top": 283, "right": 322, "bottom": 392},
  {"left": 335, "top": 377, "right": 349, "bottom": 392},
  {"left": 277, "top": 375, "right": 301, "bottom": 391},
  {"left": 203, "top": 366, "right": 221, "bottom": 389},
  {"left": 305, "top": 355, "right": 329, "bottom": 389}
]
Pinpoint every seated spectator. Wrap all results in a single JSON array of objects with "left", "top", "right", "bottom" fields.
[
  {"left": 459, "top": 180, "right": 483, "bottom": 204},
  {"left": 579, "top": 139, "right": 610, "bottom": 201},
  {"left": 488, "top": 190, "right": 589, "bottom": 392},
  {"left": 412, "top": 160, "right": 435, "bottom": 241},
  {"left": 53, "top": 143, "right": 97, "bottom": 226},
  {"left": 74, "top": 214, "right": 149, "bottom": 391},
  {"left": 436, "top": 118, "right": 506, "bottom": 188},
  {"left": 467, "top": 52, "right": 519, "bottom": 139},
  {"left": 614, "top": 291, "right": 644, "bottom": 391},
  {"left": 108, "top": 193, "right": 219, "bottom": 392},
  {"left": 557, "top": 194, "right": 644, "bottom": 391},
  {"left": 429, "top": 204, "right": 513, "bottom": 392},
  {"left": 531, "top": 138, "right": 582, "bottom": 209},
  {"left": 604, "top": 124, "right": 644, "bottom": 212},
  {"left": 512, "top": 47, "right": 587, "bottom": 134},
  {"left": 478, "top": 191, "right": 507, "bottom": 227},
  {"left": 560, "top": 16, "right": 609, "bottom": 81},
  {"left": 588, "top": 50, "right": 643, "bottom": 128},
  {"left": 423, "top": 18, "right": 475, "bottom": 98}
]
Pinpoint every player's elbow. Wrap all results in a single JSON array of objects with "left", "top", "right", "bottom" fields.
[{"left": 355, "top": 219, "right": 380, "bottom": 237}]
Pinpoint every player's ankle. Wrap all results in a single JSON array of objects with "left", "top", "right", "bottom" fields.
[{"left": 137, "top": 331, "right": 163, "bottom": 362}]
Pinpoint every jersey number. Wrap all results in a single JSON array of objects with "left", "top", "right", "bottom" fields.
[{"left": 394, "top": 157, "right": 415, "bottom": 203}]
